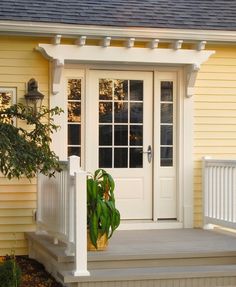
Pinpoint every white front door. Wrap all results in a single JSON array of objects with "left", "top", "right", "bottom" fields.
[
  {"left": 65, "top": 68, "right": 178, "bottom": 221},
  {"left": 87, "top": 70, "right": 153, "bottom": 219}
]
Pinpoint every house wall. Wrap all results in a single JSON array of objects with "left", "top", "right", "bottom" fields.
[
  {"left": 0, "top": 36, "right": 49, "bottom": 255},
  {"left": 0, "top": 36, "right": 236, "bottom": 255},
  {"left": 194, "top": 44, "right": 236, "bottom": 227}
]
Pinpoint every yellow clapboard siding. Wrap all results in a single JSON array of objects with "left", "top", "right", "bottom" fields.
[
  {"left": 0, "top": 58, "right": 44, "bottom": 67},
  {"left": 0, "top": 66, "right": 48, "bottom": 76},
  {"left": 195, "top": 117, "right": 236, "bottom": 125},
  {"left": 0, "top": 75, "right": 48, "bottom": 84},
  {"left": 195, "top": 87, "right": 236, "bottom": 95},
  {"left": 194, "top": 95, "right": 236, "bottom": 103},
  {"left": 195, "top": 110, "right": 236, "bottom": 117},
  {"left": 0, "top": 232, "right": 25, "bottom": 241},
  {"left": 196, "top": 80, "right": 236, "bottom": 88},
  {"left": 0, "top": 209, "right": 33, "bottom": 217},
  {"left": 195, "top": 147, "right": 236, "bottom": 153},
  {"left": 0, "top": 177, "right": 36, "bottom": 185},
  {"left": 197, "top": 72, "right": 236, "bottom": 81},
  {"left": 200, "top": 65, "right": 236, "bottom": 73},
  {"left": 203, "top": 57, "right": 236, "bottom": 66},
  {"left": 0, "top": 248, "right": 28, "bottom": 256},
  {"left": 0, "top": 185, "right": 36, "bottom": 193},
  {"left": 0, "top": 225, "right": 36, "bottom": 232},
  {"left": 195, "top": 131, "right": 236, "bottom": 139},
  {"left": 0, "top": 193, "right": 36, "bottom": 201},
  {"left": 0, "top": 201, "right": 36, "bottom": 209},
  {"left": 195, "top": 102, "right": 236, "bottom": 110},
  {"left": 195, "top": 139, "right": 236, "bottom": 147},
  {"left": 0, "top": 240, "right": 27, "bottom": 248},
  {"left": 194, "top": 124, "right": 236, "bottom": 132},
  {"left": 0, "top": 217, "right": 33, "bottom": 225}
]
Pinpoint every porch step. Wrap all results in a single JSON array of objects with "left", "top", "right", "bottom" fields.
[
  {"left": 59, "top": 264, "right": 236, "bottom": 283},
  {"left": 26, "top": 230, "right": 236, "bottom": 270},
  {"left": 26, "top": 229, "right": 236, "bottom": 286}
]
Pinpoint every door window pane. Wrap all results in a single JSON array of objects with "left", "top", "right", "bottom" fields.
[
  {"left": 68, "top": 102, "right": 81, "bottom": 122},
  {"left": 114, "top": 125, "right": 128, "bottom": 146},
  {"left": 114, "top": 148, "right": 128, "bottom": 168},
  {"left": 161, "top": 103, "right": 173, "bottom": 123},
  {"left": 68, "top": 147, "right": 81, "bottom": 157},
  {"left": 68, "top": 124, "right": 81, "bottom": 145},
  {"left": 130, "top": 148, "right": 143, "bottom": 168},
  {"left": 130, "top": 103, "right": 143, "bottom": 123},
  {"left": 99, "top": 148, "right": 112, "bottom": 168},
  {"left": 161, "top": 147, "right": 173, "bottom": 166},
  {"left": 130, "top": 80, "right": 143, "bottom": 101},
  {"left": 130, "top": 125, "right": 143, "bottom": 146},
  {"left": 161, "top": 125, "right": 173, "bottom": 146},
  {"left": 114, "top": 102, "right": 128, "bottom": 123},
  {"left": 68, "top": 79, "right": 81, "bottom": 100},
  {"left": 114, "top": 80, "right": 128, "bottom": 100},
  {"left": 99, "top": 102, "right": 112, "bottom": 123},
  {"left": 161, "top": 81, "right": 173, "bottom": 102},
  {"left": 99, "top": 125, "right": 112, "bottom": 146},
  {"left": 99, "top": 79, "right": 113, "bottom": 100}
]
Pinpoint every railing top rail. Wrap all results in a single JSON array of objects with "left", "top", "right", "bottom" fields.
[{"left": 203, "top": 157, "right": 236, "bottom": 167}]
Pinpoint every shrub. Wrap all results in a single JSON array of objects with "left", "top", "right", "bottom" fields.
[{"left": 0, "top": 257, "right": 21, "bottom": 287}]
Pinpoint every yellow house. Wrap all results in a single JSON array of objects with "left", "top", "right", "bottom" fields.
[{"left": 1, "top": 1, "right": 236, "bottom": 286}]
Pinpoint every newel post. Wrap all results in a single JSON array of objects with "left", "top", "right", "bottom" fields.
[{"left": 69, "top": 156, "right": 90, "bottom": 277}]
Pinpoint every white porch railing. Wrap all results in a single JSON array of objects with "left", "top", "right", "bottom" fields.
[
  {"left": 37, "top": 156, "right": 89, "bottom": 276},
  {"left": 203, "top": 157, "right": 236, "bottom": 229}
]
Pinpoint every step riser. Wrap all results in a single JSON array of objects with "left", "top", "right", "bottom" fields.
[
  {"left": 88, "top": 256, "right": 236, "bottom": 269},
  {"left": 65, "top": 276, "right": 236, "bottom": 287}
]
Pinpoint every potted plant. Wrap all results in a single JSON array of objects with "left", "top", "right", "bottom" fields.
[{"left": 87, "top": 169, "right": 120, "bottom": 250}]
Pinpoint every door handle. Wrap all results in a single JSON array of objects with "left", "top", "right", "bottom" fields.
[{"left": 141, "top": 145, "right": 152, "bottom": 163}]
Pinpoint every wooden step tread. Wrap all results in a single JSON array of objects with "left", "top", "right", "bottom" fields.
[{"left": 59, "top": 264, "right": 236, "bottom": 283}]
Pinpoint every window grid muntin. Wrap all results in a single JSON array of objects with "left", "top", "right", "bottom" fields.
[
  {"left": 99, "top": 79, "right": 143, "bottom": 168},
  {"left": 160, "top": 81, "right": 174, "bottom": 167},
  {"left": 67, "top": 78, "right": 82, "bottom": 158}
]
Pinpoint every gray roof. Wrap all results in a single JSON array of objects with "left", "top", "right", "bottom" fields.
[{"left": 0, "top": 0, "right": 236, "bottom": 31}]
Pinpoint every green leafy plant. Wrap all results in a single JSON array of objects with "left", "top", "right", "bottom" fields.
[
  {"left": 0, "top": 255, "right": 21, "bottom": 287},
  {"left": 87, "top": 169, "right": 120, "bottom": 249},
  {"left": 0, "top": 103, "right": 63, "bottom": 180}
]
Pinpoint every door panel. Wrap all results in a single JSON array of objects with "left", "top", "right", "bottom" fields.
[{"left": 88, "top": 71, "right": 153, "bottom": 219}]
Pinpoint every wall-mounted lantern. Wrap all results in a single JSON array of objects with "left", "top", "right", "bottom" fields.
[{"left": 24, "top": 78, "right": 44, "bottom": 114}]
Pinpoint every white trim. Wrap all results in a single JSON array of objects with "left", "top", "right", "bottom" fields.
[
  {"left": 183, "top": 67, "right": 194, "bottom": 228},
  {"left": 1, "top": 20, "right": 236, "bottom": 42},
  {"left": 119, "top": 221, "right": 183, "bottom": 230},
  {"left": 37, "top": 44, "right": 214, "bottom": 95}
]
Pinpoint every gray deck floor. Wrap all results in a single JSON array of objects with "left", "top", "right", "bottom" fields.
[{"left": 92, "top": 228, "right": 236, "bottom": 259}]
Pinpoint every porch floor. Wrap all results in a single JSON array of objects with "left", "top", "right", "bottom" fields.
[
  {"left": 26, "top": 228, "right": 236, "bottom": 287},
  {"left": 98, "top": 228, "right": 236, "bottom": 258}
]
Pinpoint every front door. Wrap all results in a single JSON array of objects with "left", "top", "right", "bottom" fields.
[
  {"left": 87, "top": 70, "right": 153, "bottom": 219},
  {"left": 65, "top": 68, "right": 178, "bottom": 221}
]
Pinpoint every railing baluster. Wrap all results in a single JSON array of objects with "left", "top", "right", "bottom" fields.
[{"left": 203, "top": 157, "right": 236, "bottom": 229}]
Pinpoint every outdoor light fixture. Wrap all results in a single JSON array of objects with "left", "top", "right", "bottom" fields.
[{"left": 24, "top": 78, "right": 44, "bottom": 114}]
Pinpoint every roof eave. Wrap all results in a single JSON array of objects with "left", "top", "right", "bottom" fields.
[{"left": 0, "top": 20, "right": 236, "bottom": 43}]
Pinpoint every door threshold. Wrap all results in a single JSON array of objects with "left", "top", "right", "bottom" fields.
[{"left": 119, "top": 220, "right": 183, "bottom": 230}]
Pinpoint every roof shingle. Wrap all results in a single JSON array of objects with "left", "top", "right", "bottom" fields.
[{"left": 0, "top": 0, "right": 236, "bottom": 31}]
